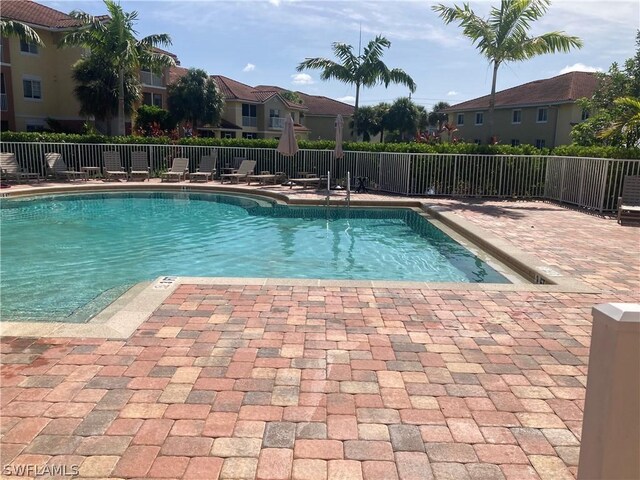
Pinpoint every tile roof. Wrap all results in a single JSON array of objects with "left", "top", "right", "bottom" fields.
[
  {"left": 254, "top": 85, "right": 354, "bottom": 116},
  {"left": 212, "top": 76, "right": 306, "bottom": 110},
  {"left": 1, "top": 0, "right": 82, "bottom": 29},
  {"left": 447, "top": 72, "right": 598, "bottom": 112}
]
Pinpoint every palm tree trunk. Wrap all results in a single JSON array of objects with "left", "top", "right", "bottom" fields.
[
  {"left": 488, "top": 61, "right": 499, "bottom": 143},
  {"left": 353, "top": 83, "right": 361, "bottom": 140},
  {"left": 117, "top": 67, "right": 125, "bottom": 136}
]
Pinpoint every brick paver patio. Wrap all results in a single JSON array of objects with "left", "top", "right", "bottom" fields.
[{"left": 1, "top": 187, "right": 639, "bottom": 479}]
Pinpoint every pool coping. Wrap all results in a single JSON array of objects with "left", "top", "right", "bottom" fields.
[{"left": 1, "top": 184, "right": 598, "bottom": 339}]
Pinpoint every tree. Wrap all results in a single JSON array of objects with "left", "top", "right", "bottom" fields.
[
  {"left": 433, "top": 0, "right": 582, "bottom": 140},
  {"left": 135, "top": 104, "right": 172, "bottom": 137},
  {"left": 167, "top": 69, "right": 225, "bottom": 133},
  {"left": 281, "top": 91, "right": 303, "bottom": 104},
  {"left": 296, "top": 35, "right": 416, "bottom": 136},
  {"left": 385, "top": 97, "right": 423, "bottom": 142},
  {"left": 598, "top": 96, "right": 640, "bottom": 147},
  {"left": 72, "top": 53, "right": 140, "bottom": 135},
  {"left": 0, "top": 19, "right": 43, "bottom": 46},
  {"left": 572, "top": 32, "right": 639, "bottom": 146},
  {"left": 352, "top": 103, "right": 389, "bottom": 142},
  {"left": 428, "top": 101, "right": 451, "bottom": 127},
  {"left": 59, "top": 0, "right": 174, "bottom": 136}
]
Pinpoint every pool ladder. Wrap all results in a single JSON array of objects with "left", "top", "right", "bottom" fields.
[{"left": 325, "top": 171, "right": 351, "bottom": 209}]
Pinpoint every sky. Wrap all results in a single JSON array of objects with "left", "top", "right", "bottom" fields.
[{"left": 41, "top": 0, "right": 639, "bottom": 112}]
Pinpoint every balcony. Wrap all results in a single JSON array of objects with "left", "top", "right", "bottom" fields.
[
  {"left": 140, "top": 71, "right": 164, "bottom": 87},
  {"left": 242, "top": 116, "right": 257, "bottom": 127},
  {"left": 1, "top": 93, "right": 7, "bottom": 112},
  {"left": 269, "top": 117, "right": 285, "bottom": 129}
]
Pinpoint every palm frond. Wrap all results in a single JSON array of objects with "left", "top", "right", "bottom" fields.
[{"left": 0, "top": 19, "right": 44, "bottom": 46}]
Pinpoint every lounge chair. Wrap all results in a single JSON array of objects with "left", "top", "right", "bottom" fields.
[
  {"left": 288, "top": 173, "right": 321, "bottom": 189},
  {"left": 44, "top": 152, "right": 87, "bottom": 181},
  {"left": 1, "top": 152, "right": 41, "bottom": 183},
  {"left": 617, "top": 175, "right": 640, "bottom": 226},
  {"left": 129, "top": 151, "right": 150, "bottom": 181},
  {"left": 103, "top": 151, "right": 128, "bottom": 181},
  {"left": 161, "top": 157, "right": 189, "bottom": 182},
  {"left": 246, "top": 171, "right": 286, "bottom": 185},
  {"left": 220, "top": 160, "right": 256, "bottom": 184},
  {"left": 189, "top": 155, "right": 216, "bottom": 183}
]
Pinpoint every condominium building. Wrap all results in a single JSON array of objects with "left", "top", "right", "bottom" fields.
[{"left": 445, "top": 72, "right": 598, "bottom": 147}]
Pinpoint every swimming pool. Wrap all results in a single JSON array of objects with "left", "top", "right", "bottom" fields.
[{"left": 1, "top": 191, "right": 509, "bottom": 322}]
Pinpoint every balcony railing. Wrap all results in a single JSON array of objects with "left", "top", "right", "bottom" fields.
[
  {"left": 269, "top": 117, "right": 285, "bottom": 129},
  {"left": 242, "top": 116, "right": 257, "bottom": 127},
  {"left": 1, "top": 93, "right": 7, "bottom": 111},
  {"left": 140, "top": 71, "right": 164, "bottom": 87}
]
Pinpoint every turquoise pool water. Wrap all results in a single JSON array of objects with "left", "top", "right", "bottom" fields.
[{"left": 1, "top": 191, "right": 509, "bottom": 322}]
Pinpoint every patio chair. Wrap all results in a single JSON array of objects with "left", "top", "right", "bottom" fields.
[
  {"left": 1, "top": 152, "right": 41, "bottom": 183},
  {"left": 161, "top": 157, "right": 189, "bottom": 182},
  {"left": 220, "top": 160, "right": 256, "bottom": 184},
  {"left": 617, "top": 175, "right": 640, "bottom": 226},
  {"left": 103, "top": 151, "right": 128, "bottom": 181},
  {"left": 129, "top": 151, "right": 150, "bottom": 181},
  {"left": 246, "top": 170, "right": 286, "bottom": 185},
  {"left": 288, "top": 172, "right": 321, "bottom": 190},
  {"left": 44, "top": 152, "right": 87, "bottom": 181},
  {"left": 189, "top": 155, "right": 216, "bottom": 183}
]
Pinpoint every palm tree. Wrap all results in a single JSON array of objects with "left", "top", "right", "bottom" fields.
[
  {"left": 167, "top": 69, "right": 225, "bottom": 133},
  {"left": 59, "top": 0, "right": 174, "bottom": 136},
  {"left": 297, "top": 35, "right": 416, "bottom": 136},
  {"left": 0, "top": 19, "right": 43, "bottom": 46},
  {"left": 599, "top": 96, "right": 640, "bottom": 147},
  {"left": 428, "top": 101, "right": 451, "bottom": 127},
  {"left": 433, "top": 0, "right": 582, "bottom": 140}
]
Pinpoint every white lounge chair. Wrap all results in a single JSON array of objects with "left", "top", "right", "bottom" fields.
[
  {"left": 189, "top": 155, "right": 216, "bottom": 183},
  {"left": 129, "top": 151, "right": 150, "bottom": 181},
  {"left": 44, "top": 152, "right": 86, "bottom": 181},
  {"left": 161, "top": 157, "right": 189, "bottom": 182},
  {"left": 103, "top": 151, "right": 128, "bottom": 181},
  {"left": 220, "top": 160, "right": 256, "bottom": 184},
  {"left": 1, "top": 152, "right": 41, "bottom": 183}
]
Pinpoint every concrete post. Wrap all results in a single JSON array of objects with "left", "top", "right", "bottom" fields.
[{"left": 577, "top": 303, "right": 640, "bottom": 480}]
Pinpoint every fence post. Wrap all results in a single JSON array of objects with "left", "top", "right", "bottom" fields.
[
  {"left": 598, "top": 159, "right": 608, "bottom": 213},
  {"left": 577, "top": 303, "right": 640, "bottom": 480}
]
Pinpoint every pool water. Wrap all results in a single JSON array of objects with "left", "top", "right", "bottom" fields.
[{"left": 1, "top": 192, "right": 509, "bottom": 322}]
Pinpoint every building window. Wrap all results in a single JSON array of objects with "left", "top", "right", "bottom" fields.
[
  {"left": 20, "top": 40, "right": 38, "bottom": 55},
  {"left": 511, "top": 139, "right": 520, "bottom": 147},
  {"left": 475, "top": 112, "right": 484, "bottom": 125},
  {"left": 456, "top": 113, "right": 464, "bottom": 126},
  {"left": 26, "top": 119, "right": 46, "bottom": 132},
  {"left": 581, "top": 109, "right": 590, "bottom": 121},
  {"left": 221, "top": 131, "right": 236, "bottom": 139},
  {"left": 537, "top": 107, "right": 548, "bottom": 123},
  {"left": 23, "top": 78, "right": 41, "bottom": 100},
  {"left": 242, "top": 132, "right": 257, "bottom": 139},
  {"left": 512, "top": 110, "right": 522, "bottom": 124},
  {"left": 474, "top": 139, "right": 482, "bottom": 145},
  {"left": 535, "top": 139, "right": 546, "bottom": 148},
  {"left": 0, "top": 73, "right": 7, "bottom": 112},
  {"left": 140, "top": 68, "right": 163, "bottom": 87},
  {"left": 143, "top": 92, "right": 163, "bottom": 107},
  {"left": 242, "top": 104, "right": 257, "bottom": 127}
]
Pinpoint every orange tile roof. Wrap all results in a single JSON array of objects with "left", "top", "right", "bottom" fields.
[
  {"left": 212, "top": 76, "right": 307, "bottom": 110},
  {"left": 448, "top": 72, "right": 598, "bottom": 111},
  {"left": 254, "top": 85, "right": 354, "bottom": 116},
  {"left": 1, "top": 0, "right": 82, "bottom": 29}
]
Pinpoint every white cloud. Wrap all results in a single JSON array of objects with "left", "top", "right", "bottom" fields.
[
  {"left": 268, "top": 0, "right": 281, "bottom": 6},
  {"left": 337, "top": 96, "right": 356, "bottom": 105},
  {"left": 291, "top": 73, "right": 314, "bottom": 85},
  {"left": 243, "top": 63, "right": 256, "bottom": 72},
  {"left": 559, "top": 63, "right": 604, "bottom": 74},
  {"left": 447, "top": 91, "right": 458, "bottom": 96}
]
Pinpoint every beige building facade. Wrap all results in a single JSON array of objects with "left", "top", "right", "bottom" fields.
[{"left": 446, "top": 72, "right": 598, "bottom": 147}]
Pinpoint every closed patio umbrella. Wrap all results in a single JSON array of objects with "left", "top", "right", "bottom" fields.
[{"left": 277, "top": 114, "right": 299, "bottom": 157}]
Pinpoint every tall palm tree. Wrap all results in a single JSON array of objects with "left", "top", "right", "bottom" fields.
[
  {"left": 0, "top": 19, "right": 43, "bottom": 46},
  {"left": 433, "top": 0, "right": 582, "bottom": 140},
  {"left": 167, "top": 69, "right": 225, "bottom": 133},
  {"left": 297, "top": 35, "right": 416, "bottom": 136},
  {"left": 59, "top": 0, "right": 174, "bottom": 136}
]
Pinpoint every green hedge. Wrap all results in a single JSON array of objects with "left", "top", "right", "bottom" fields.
[{"left": 2, "top": 131, "right": 639, "bottom": 159}]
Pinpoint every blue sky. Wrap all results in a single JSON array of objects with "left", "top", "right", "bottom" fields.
[{"left": 43, "top": 0, "right": 639, "bottom": 111}]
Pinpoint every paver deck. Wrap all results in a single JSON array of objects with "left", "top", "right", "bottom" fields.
[{"left": 1, "top": 182, "right": 639, "bottom": 479}]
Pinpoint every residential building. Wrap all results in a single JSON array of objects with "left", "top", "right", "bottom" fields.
[
  {"left": 445, "top": 72, "right": 598, "bottom": 147},
  {"left": 1, "top": 0, "right": 176, "bottom": 133}
]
